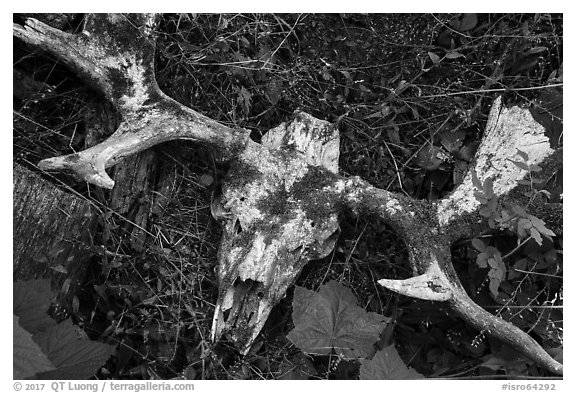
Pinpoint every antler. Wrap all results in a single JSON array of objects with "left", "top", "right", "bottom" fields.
[
  {"left": 14, "top": 14, "right": 249, "bottom": 188},
  {"left": 14, "top": 14, "right": 562, "bottom": 375},
  {"left": 339, "top": 98, "right": 562, "bottom": 375}
]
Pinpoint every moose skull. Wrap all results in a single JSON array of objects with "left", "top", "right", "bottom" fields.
[{"left": 210, "top": 112, "right": 341, "bottom": 353}]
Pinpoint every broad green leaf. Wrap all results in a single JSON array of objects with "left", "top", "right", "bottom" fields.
[
  {"left": 528, "top": 214, "right": 555, "bottom": 237},
  {"left": 530, "top": 87, "right": 563, "bottom": 145},
  {"left": 288, "top": 281, "right": 388, "bottom": 359},
  {"left": 511, "top": 160, "right": 530, "bottom": 171},
  {"left": 493, "top": 250, "right": 503, "bottom": 264},
  {"left": 476, "top": 252, "right": 489, "bottom": 268},
  {"left": 479, "top": 206, "right": 492, "bottom": 218},
  {"left": 492, "top": 264, "right": 506, "bottom": 281},
  {"left": 518, "top": 218, "right": 532, "bottom": 231},
  {"left": 483, "top": 177, "right": 494, "bottom": 199},
  {"left": 487, "top": 197, "right": 498, "bottom": 211},
  {"left": 471, "top": 168, "right": 483, "bottom": 190},
  {"left": 508, "top": 258, "right": 528, "bottom": 280},
  {"left": 340, "top": 70, "right": 353, "bottom": 82},
  {"left": 486, "top": 253, "right": 506, "bottom": 297},
  {"left": 13, "top": 315, "right": 55, "bottom": 379},
  {"left": 474, "top": 191, "right": 488, "bottom": 204},
  {"left": 516, "top": 225, "right": 528, "bottom": 238},
  {"left": 415, "top": 145, "right": 448, "bottom": 171},
  {"left": 471, "top": 238, "right": 486, "bottom": 252},
  {"left": 530, "top": 227, "right": 543, "bottom": 245},
  {"left": 359, "top": 345, "right": 423, "bottom": 379},
  {"left": 488, "top": 278, "right": 501, "bottom": 297},
  {"left": 488, "top": 257, "right": 500, "bottom": 269},
  {"left": 488, "top": 267, "right": 504, "bottom": 280},
  {"left": 485, "top": 246, "right": 497, "bottom": 255},
  {"left": 266, "top": 79, "right": 282, "bottom": 105},
  {"left": 14, "top": 279, "right": 56, "bottom": 334},
  {"left": 481, "top": 346, "right": 531, "bottom": 373},
  {"left": 488, "top": 217, "right": 497, "bottom": 229},
  {"left": 458, "top": 143, "right": 477, "bottom": 162},
  {"left": 544, "top": 248, "right": 558, "bottom": 264},
  {"left": 459, "top": 13, "right": 478, "bottom": 31},
  {"left": 516, "top": 149, "right": 529, "bottom": 161},
  {"left": 547, "top": 347, "right": 563, "bottom": 364},
  {"left": 453, "top": 159, "right": 468, "bottom": 184},
  {"left": 440, "top": 130, "right": 464, "bottom": 153},
  {"left": 500, "top": 209, "right": 511, "bottom": 228},
  {"left": 445, "top": 51, "right": 464, "bottom": 59},
  {"left": 527, "top": 214, "right": 545, "bottom": 229},
  {"left": 512, "top": 205, "right": 528, "bottom": 218},
  {"left": 33, "top": 319, "right": 115, "bottom": 379},
  {"left": 428, "top": 51, "right": 441, "bottom": 64},
  {"left": 198, "top": 174, "right": 214, "bottom": 187}
]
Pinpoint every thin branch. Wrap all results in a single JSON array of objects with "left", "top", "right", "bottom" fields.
[{"left": 414, "top": 83, "right": 563, "bottom": 100}]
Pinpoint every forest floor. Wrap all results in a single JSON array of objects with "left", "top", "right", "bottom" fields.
[{"left": 13, "top": 13, "right": 563, "bottom": 379}]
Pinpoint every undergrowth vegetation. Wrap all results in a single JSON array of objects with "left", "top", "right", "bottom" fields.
[{"left": 13, "top": 13, "right": 562, "bottom": 379}]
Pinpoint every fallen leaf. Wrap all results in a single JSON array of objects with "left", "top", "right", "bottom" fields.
[
  {"left": 288, "top": 281, "right": 388, "bottom": 358},
  {"left": 359, "top": 345, "right": 424, "bottom": 379},
  {"left": 13, "top": 279, "right": 56, "bottom": 334},
  {"left": 13, "top": 315, "right": 55, "bottom": 379},
  {"left": 416, "top": 145, "right": 449, "bottom": 171},
  {"left": 33, "top": 319, "right": 115, "bottom": 379}
]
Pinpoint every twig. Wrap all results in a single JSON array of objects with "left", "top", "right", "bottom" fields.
[
  {"left": 502, "top": 237, "right": 532, "bottom": 260},
  {"left": 262, "top": 14, "right": 303, "bottom": 70},
  {"left": 414, "top": 83, "right": 563, "bottom": 100}
]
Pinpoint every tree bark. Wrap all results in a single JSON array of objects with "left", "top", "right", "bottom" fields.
[{"left": 13, "top": 163, "right": 96, "bottom": 296}]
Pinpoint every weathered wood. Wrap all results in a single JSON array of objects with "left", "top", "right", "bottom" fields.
[
  {"left": 109, "top": 150, "right": 157, "bottom": 251},
  {"left": 13, "top": 163, "right": 96, "bottom": 293},
  {"left": 83, "top": 96, "right": 159, "bottom": 251},
  {"left": 83, "top": 97, "right": 176, "bottom": 251}
]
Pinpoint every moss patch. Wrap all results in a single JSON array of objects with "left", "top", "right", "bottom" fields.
[
  {"left": 225, "top": 159, "right": 262, "bottom": 191},
  {"left": 291, "top": 166, "right": 339, "bottom": 222}
]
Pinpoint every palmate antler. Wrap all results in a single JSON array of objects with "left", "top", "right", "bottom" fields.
[{"left": 14, "top": 14, "right": 562, "bottom": 375}]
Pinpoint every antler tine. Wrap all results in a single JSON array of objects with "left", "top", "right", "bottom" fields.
[
  {"left": 15, "top": 14, "right": 250, "bottom": 188},
  {"left": 340, "top": 98, "right": 562, "bottom": 375},
  {"left": 14, "top": 14, "right": 159, "bottom": 114}
]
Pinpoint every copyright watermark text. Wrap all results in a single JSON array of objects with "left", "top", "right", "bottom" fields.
[
  {"left": 502, "top": 383, "right": 556, "bottom": 391},
  {"left": 13, "top": 381, "right": 194, "bottom": 392}
]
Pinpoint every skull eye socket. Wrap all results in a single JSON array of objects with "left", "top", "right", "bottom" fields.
[{"left": 234, "top": 218, "right": 243, "bottom": 235}]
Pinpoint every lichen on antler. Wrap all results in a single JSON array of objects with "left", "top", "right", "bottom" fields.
[
  {"left": 436, "top": 96, "right": 555, "bottom": 229},
  {"left": 13, "top": 14, "right": 159, "bottom": 115},
  {"left": 210, "top": 112, "right": 341, "bottom": 353},
  {"left": 15, "top": 14, "right": 249, "bottom": 188},
  {"left": 340, "top": 98, "right": 562, "bottom": 375}
]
